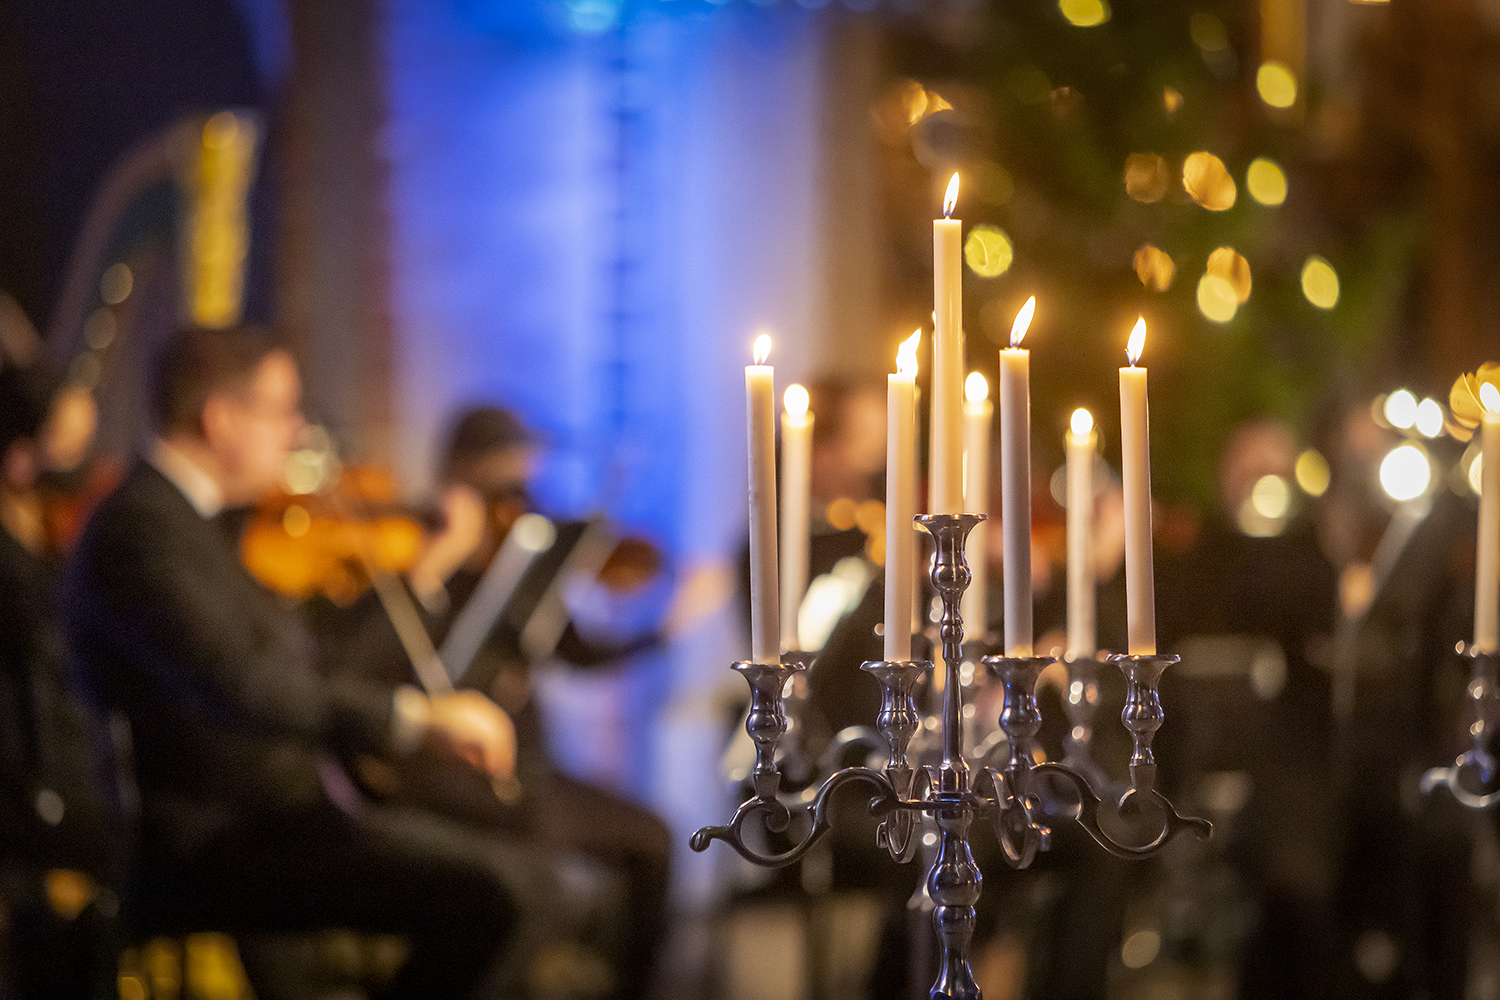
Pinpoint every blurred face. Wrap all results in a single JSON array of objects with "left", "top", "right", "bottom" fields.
[
  {"left": 40, "top": 386, "right": 97, "bottom": 473},
  {"left": 455, "top": 447, "right": 535, "bottom": 507},
  {"left": 203, "top": 350, "right": 303, "bottom": 506}
]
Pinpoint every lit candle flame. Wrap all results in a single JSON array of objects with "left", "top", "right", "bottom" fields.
[
  {"left": 753, "top": 333, "right": 772, "bottom": 366},
  {"left": 943, "top": 172, "right": 960, "bottom": 219},
  {"left": 965, "top": 372, "right": 989, "bottom": 403},
  {"left": 1125, "top": 317, "right": 1147, "bottom": 367},
  {"left": 1071, "top": 407, "right": 1094, "bottom": 437},
  {"left": 896, "top": 330, "right": 921, "bottom": 377},
  {"left": 1483, "top": 381, "right": 1500, "bottom": 415},
  {"left": 1010, "top": 296, "right": 1036, "bottom": 349},
  {"left": 784, "top": 383, "right": 809, "bottom": 419}
]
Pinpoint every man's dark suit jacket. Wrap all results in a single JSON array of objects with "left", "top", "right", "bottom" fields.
[{"left": 62, "top": 462, "right": 399, "bottom": 862}]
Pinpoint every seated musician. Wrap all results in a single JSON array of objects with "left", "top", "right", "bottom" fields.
[
  {"left": 0, "top": 357, "right": 114, "bottom": 999},
  {"left": 426, "top": 405, "right": 673, "bottom": 1000},
  {"left": 62, "top": 325, "right": 523, "bottom": 1000}
]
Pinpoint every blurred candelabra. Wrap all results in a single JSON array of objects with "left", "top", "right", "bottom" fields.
[
  {"left": 1422, "top": 644, "right": 1500, "bottom": 810},
  {"left": 692, "top": 512, "right": 1210, "bottom": 1000}
]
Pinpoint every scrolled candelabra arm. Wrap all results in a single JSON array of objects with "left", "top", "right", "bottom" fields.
[
  {"left": 862, "top": 658, "right": 930, "bottom": 861},
  {"left": 1422, "top": 645, "right": 1500, "bottom": 809}
]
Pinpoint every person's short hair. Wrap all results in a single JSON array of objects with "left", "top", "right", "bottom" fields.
[
  {"left": 441, "top": 405, "right": 536, "bottom": 477},
  {"left": 152, "top": 325, "right": 281, "bottom": 436},
  {"left": 0, "top": 358, "right": 66, "bottom": 454}
]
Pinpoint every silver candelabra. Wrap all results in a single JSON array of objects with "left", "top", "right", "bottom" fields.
[{"left": 692, "top": 512, "right": 1211, "bottom": 1000}]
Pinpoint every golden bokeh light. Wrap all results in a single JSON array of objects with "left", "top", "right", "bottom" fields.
[
  {"left": 784, "top": 384, "right": 809, "bottom": 419},
  {"left": 1295, "top": 449, "right": 1331, "bottom": 497},
  {"left": 1125, "top": 153, "right": 1170, "bottom": 203},
  {"left": 1256, "top": 60, "right": 1298, "bottom": 109},
  {"left": 1163, "top": 87, "right": 1183, "bottom": 115},
  {"left": 1197, "top": 273, "right": 1239, "bottom": 323},
  {"left": 1301, "top": 256, "right": 1340, "bottom": 309},
  {"left": 1190, "top": 12, "right": 1229, "bottom": 51},
  {"left": 1071, "top": 408, "right": 1094, "bottom": 436},
  {"left": 1183, "top": 152, "right": 1237, "bottom": 211},
  {"left": 966, "top": 372, "right": 989, "bottom": 403},
  {"left": 1206, "top": 246, "right": 1252, "bottom": 303},
  {"left": 1246, "top": 157, "right": 1288, "bottom": 206},
  {"left": 1059, "top": 0, "right": 1110, "bottom": 27},
  {"left": 1133, "top": 244, "right": 1176, "bottom": 292},
  {"left": 964, "top": 225, "right": 1014, "bottom": 278},
  {"left": 827, "top": 497, "right": 858, "bottom": 532}
]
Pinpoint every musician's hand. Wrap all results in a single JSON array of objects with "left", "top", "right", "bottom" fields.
[
  {"left": 408, "top": 485, "right": 487, "bottom": 609},
  {"left": 427, "top": 690, "right": 516, "bottom": 779}
]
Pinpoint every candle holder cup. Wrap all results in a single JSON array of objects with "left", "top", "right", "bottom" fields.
[{"left": 693, "top": 512, "right": 1211, "bottom": 999}]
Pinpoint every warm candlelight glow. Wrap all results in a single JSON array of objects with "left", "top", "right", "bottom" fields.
[
  {"left": 1483, "top": 382, "right": 1500, "bottom": 414},
  {"left": 943, "top": 172, "right": 960, "bottom": 219},
  {"left": 753, "top": 333, "right": 772, "bottom": 365},
  {"left": 896, "top": 330, "right": 921, "bottom": 377},
  {"left": 784, "top": 384, "right": 809, "bottom": 419},
  {"left": 1009, "top": 296, "right": 1036, "bottom": 348},
  {"left": 965, "top": 372, "right": 989, "bottom": 403},
  {"left": 1125, "top": 318, "right": 1147, "bottom": 367},
  {"left": 1071, "top": 407, "right": 1094, "bottom": 436}
]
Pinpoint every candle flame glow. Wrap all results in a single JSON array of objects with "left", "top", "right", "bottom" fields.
[
  {"left": 1483, "top": 381, "right": 1500, "bottom": 415},
  {"left": 1125, "top": 318, "right": 1147, "bottom": 366},
  {"left": 965, "top": 372, "right": 989, "bottom": 403},
  {"left": 1071, "top": 408, "right": 1094, "bottom": 436},
  {"left": 784, "top": 384, "right": 809, "bottom": 419},
  {"left": 943, "top": 172, "right": 960, "bottom": 219},
  {"left": 753, "top": 333, "right": 771, "bottom": 366},
  {"left": 896, "top": 330, "right": 921, "bottom": 377},
  {"left": 1010, "top": 296, "right": 1036, "bottom": 348}
]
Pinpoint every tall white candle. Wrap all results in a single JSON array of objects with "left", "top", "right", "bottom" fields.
[
  {"left": 999, "top": 297, "right": 1037, "bottom": 657},
  {"left": 962, "top": 372, "right": 992, "bottom": 637},
  {"left": 886, "top": 332, "right": 921, "bottom": 661},
  {"left": 931, "top": 172, "right": 964, "bottom": 515},
  {"left": 1475, "top": 382, "right": 1500, "bottom": 652},
  {"left": 1119, "top": 318, "right": 1156, "bottom": 656},
  {"left": 746, "top": 334, "right": 780, "bottom": 663},
  {"left": 780, "top": 384, "right": 813, "bottom": 651},
  {"left": 1066, "top": 408, "right": 1097, "bottom": 658}
]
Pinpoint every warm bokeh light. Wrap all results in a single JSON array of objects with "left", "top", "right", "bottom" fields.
[
  {"left": 1301, "top": 257, "right": 1340, "bottom": 309},
  {"left": 1059, "top": 0, "right": 1110, "bottom": 27},
  {"left": 1295, "top": 449, "right": 1331, "bottom": 497},
  {"left": 1126, "top": 318, "right": 1146, "bottom": 366},
  {"left": 1256, "top": 60, "right": 1299, "bottom": 109},
  {"left": 1183, "top": 152, "right": 1237, "bottom": 211},
  {"left": 784, "top": 383, "right": 809, "bottom": 419},
  {"left": 1070, "top": 407, "right": 1094, "bottom": 437},
  {"left": 1484, "top": 381, "right": 1500, "bottom": 414},
  {"left": 1246, "top": 157, "right": 1288, "bottom": 206},
  {"left": 1414, "top": 398, "right": 1444, "bottom": 439},
  {"left": 1163, "top": 87, "right": 1183, "bottom": 114},
  {"left": 1384, "top": 389, "right": 1417, "bottom": 430},
  {"left": 1197, "top": 273, "right": 1238, "bottom": 323},
  {"left": 753, "top": 333, "right": 771, "bottom": 365},
  {"left": 965, "top": 371, "right": 989, "bottom": 403},
  {"left": 1380, "top": 444, "right": 1432, "bottom": 502},
  {"left": 1125, "top": 153, "right": 1170, "bottom": 203},
  {"left": 1133, "top": 244, "right": 1175, "bottom": 291},
  {"left": 1251, "top": 474, "right": 1291, "bottom": 519},
  {"left": 1206, "top": 246, "right": 1252, "bottom": 303},
  {"left": 1010, "top": 296, "right": 1036, "bottom": 348},
  {"left": 896, "top": 330, "right": 921, "bottom": 377},
  {"left": 1189, "top": 11, "right": 1228, "bottom": 51},
  {"left": 964, "top": 225, "right": 1014, "bottom": 277},
  {"left": 100, "top": 262, "right": 133, "bottom": 305},
  {"left": 943, "top": 172, "right": 960, "bottom": 218}
]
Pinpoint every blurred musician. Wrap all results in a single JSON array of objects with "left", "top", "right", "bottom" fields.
[
  {"left": 0, "top": 357, "right": 114, "bottom": 999},
  {"left": 62, "top": 326, "right": 523, "bottom": 1000},
  {"left": 421, "top": 404, "right": 673, "bottom": 1000}
]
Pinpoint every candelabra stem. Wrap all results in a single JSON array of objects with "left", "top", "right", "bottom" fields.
[
  {"left": 915, "top": 513, "right": 986, "bottom": 999},
  {"left": 1422, "top": 645, "right": 1500, "bottom": 808}
]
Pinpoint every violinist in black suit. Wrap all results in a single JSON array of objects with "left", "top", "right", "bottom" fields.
[{"left": 63, "top": 325, "right": 522, "bottom": 1000}]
